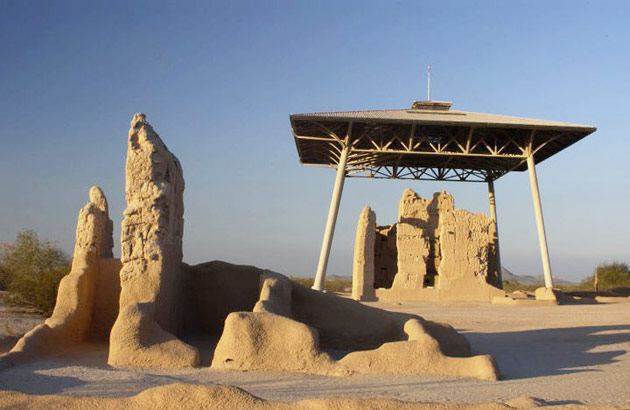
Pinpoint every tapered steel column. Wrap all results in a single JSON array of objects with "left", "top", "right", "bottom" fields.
[
  {"left": 312, "top": 140, "right": 350, "bottom": 291},
  {"left": 527, "top": 155, "right": 554, "bottom": 288},
  {"left": 488, "top": 180, "right": 503, "bottom": 288}
]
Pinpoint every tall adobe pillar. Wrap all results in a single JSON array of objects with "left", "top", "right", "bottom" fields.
[
  {"left": 109, "top": 113, "right": 199, "bottom": 367},
  {"left": 352, "top": 206, "right": 377, "bottom": 301}
]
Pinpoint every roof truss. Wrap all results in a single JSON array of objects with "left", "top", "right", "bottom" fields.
[{"left": 292, "top": 118, "right": 587, "bottom": 182}]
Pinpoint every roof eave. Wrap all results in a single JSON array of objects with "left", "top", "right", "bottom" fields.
[{"left": 290, "top": 114, "right": 595, "bottom": 133}]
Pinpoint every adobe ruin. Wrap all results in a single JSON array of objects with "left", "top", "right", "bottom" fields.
[
  {"left": 0, "top": 187, "right": 122, "bottom": 364},
  {"left": 352, "top": 189, "right": 505, "bottom": 303},
  {"left": 0, "top": 113, "right": 500, "bottom": 381},
  {"left": 108, "top": 113, "right": 199, "bottom": 367}
]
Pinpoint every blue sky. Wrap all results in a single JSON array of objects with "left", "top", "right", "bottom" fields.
[{"left": 1, "top": 0, "right": 628, "bottom": 282}]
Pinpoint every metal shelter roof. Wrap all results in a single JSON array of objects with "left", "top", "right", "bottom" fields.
[{"left": 290, "top": 101, "right": 596, "bottom": 182}]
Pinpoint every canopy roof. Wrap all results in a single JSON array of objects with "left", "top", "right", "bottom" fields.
[{"left": 290, "top": 101, "right": 596, "bottom": 182}]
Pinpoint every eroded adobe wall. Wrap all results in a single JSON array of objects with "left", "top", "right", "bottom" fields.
[
  {"left": 438, "top": 209, "right": 503, "bottom": 301},
  {"left": 375, "top": 189, "right": 503, "bottom": 302},
  {"left": 109, "top": 113, "right": 198, "bottom": 368},
  {"left": 393, "top": 190, "right": 453, "bottom": 290},
  {"left": 117, "top": 113, "right": 185, "bottom": 333},
  {"left": 1, "top": 187, "right": 119, "bottom": 367}
]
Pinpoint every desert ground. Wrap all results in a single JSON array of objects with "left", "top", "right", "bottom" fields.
[{"left": 0, "top": 297, "right": 628, "bottom": 408}]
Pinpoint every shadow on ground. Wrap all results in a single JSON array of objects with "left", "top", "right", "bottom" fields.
[
  {"left": 1, "top": 324, "right": 629, "bottom": 397},
  {"left": 0, "top": 343, "right": 180, "bottom": 396},
  {"left": 465, "top": 324, "right": 630, "bottom": 379}
]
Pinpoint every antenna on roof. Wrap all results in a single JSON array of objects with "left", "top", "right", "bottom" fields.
[{"left": 427, "top": 64, "right": 431, "bottom": 101}]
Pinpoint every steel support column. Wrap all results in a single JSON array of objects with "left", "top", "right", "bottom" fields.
[
  {"left": 488, "top": 180, "right": 503, "bottom": 288},
  {"left": 312, "top": 137, "right": 351, "bottom": 291},
  {"left": 526, "top": 155, "right": 554, "bottom": 288}
]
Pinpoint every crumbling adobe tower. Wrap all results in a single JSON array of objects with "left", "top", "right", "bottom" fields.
[
  {"left": 353, "top": 189, "right": 504, "bottom": 302},
  {"left": 108, "top": 113, "right": 199, "bottom": 367},
  {"left": 0, "top": 187, "right": 121, "bottom": 364}
]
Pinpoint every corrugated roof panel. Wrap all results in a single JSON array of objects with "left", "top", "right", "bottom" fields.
[{"left": 291, "top": 109, "right": 595, "bottom": 131}]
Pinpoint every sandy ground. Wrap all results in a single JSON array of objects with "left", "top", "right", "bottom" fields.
[
  {"left": 0, "top": 297, "right": 43, "bottom": 354},
  {"left": 0, "top": 299, "right": 628, "bottom": 407}
]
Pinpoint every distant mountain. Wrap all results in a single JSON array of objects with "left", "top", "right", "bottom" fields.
[
  {"left": 502, "top": 267, "right": 538, "bottom": 284},
  {"left": 502, "top": 267, "right": 574, "bottom": 285},
  {"left": 326, "top": 268, "right": 574, "bottom": 285}
]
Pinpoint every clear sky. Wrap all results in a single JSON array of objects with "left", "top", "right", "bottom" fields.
[{"left": 1, "top": 0, "right": 628, "bottom": 282}]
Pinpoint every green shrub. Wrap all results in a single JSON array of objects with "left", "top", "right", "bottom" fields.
[
  {"left": 578, "top": 274, "right": 596, "bottom": 290},
  {"left": 0, "top": 230, "right": 70, "bottom": 315},
  {"left": 290, "top": 276, "right": 352, "bottom": 293},
  {"left": 592, "top": 261, "right": 630, "bottom": 291},
  {"left": 324, "top": 278, "right": 352, "bottom": 293},
  {"left": 290, "top": 276, "right": 313, "bottom": 288},
  {"left": 0, "top": 264, "right": 8, "bottom": 291}
]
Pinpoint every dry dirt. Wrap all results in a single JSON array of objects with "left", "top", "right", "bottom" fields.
[{"left": 0, "top": 298, "right": 628, "bottom": 408}]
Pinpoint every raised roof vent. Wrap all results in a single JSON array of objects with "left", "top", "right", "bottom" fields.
[{"left": 411, "top": 100, "right": 452, "bottom": 111}]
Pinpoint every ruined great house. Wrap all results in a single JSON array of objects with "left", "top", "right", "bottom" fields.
[{"left": 353, "top": 189, "right": 505, "bottom": 303}]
